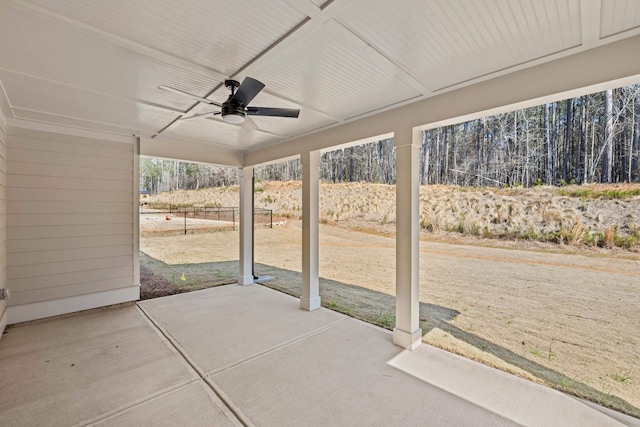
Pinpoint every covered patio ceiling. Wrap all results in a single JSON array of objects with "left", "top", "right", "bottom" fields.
[{"left": 2, "top": 0, "right": 640, "bottom": 167}]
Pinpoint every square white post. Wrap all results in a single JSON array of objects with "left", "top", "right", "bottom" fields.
[
  {"left": 393, "top": 128, "right": 422, "bottom": 350},
  {"left": 133, "top": 138, "right": 141, "bottom": 296},
  {"left": 301, "top": 150, "right": 321, "bottom": 310},
  {"left": 238, "top": 166, "right": 254, "bottom": 285}
]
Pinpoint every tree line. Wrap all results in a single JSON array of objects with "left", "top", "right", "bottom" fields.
[
  {"left": 419, "top": 85, "right": 639, "bottom": 187},
  {"left": 139, "top": 158, "right": 237, "bottom": 194},
  {"left": 140, "top": 85, "right": 640, "bottom": 193}
]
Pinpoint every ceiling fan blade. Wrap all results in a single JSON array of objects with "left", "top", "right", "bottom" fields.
[
  {"left": 179, "top": 112, "right": 215, "bottom": 121},
  {"left": 246, "top": 107, "right": 300, "bottom": 118},
  {"left": 159, "top": 85, "right": 222, "bottom": 107},
  {"left": 231, "top": 77, "right": 265, "bottom": 106},
  {"left": 241, "top": 117, "right": 259, "bottom": 131}
]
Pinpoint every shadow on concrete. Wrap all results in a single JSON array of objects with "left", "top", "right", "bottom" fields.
[{"left": 140, "top": 253, "right": 640, "bottom": 418}]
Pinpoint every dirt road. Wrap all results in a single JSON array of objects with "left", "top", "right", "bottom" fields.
[{"left": 140, "top": 220, "right": 640, "bottom": 416}]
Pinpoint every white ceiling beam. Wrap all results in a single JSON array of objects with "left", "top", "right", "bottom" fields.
[
  {"left": 141, "top": 137, "right": 243, "bottom": 167},
  {"left": 9, "top": 0, "right": 228, "bottom": 82},
  {"left": 0, "top": 67, "right": 186, "bottom": 115},
  {"left": 227, "top": 0, "right": 352, "bottom": 83},
  {"left": 244, "top": 34, "right": 640, "bottom": 167},
  {"left": 581, "top": 0, "right": 602, "bottom": 46},
  {"left": 334, "top": 18, "right": 434, "bottom": 96},
  {"left": 154, "top": 0, "right": 350, "bottom": 138},
  {"left": 260, "top": 88, "right": 341, "bottom": 122},
  {"left": 282, "top": 0, "right": 322, "bottom": 18},
  {"left": 7, "top": 118, "right": 137, "bottom": 144},
  {"left": 10, "top": 107, "right": 160, "bottom": 138},
  {"left": 0, "top": 79, "right": 14, "bottom": 120}
]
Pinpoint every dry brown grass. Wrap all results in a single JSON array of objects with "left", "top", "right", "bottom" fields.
[{"left": 147, "top": 181, "right": 640, "bottom": 250}]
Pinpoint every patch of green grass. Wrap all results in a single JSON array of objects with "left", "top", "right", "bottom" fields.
[
  {"left": 517, "top": 228, "right": 539, "bottom": 240},
  {"left": 421, "top": 320, "right": 430, "bottom": 334},
  {"left": 560, "top": 376, "right": 575, "bottom": 389},
  {"left": 558, "top": 188, "right": 640, "bottom": 200},
  {"left": 611, "top": 369, "right": 632, "bottom": 384},
  {"left": 596, "top": 388, "right": 614, "bottom": 407},
  {"left": 613, "top": 233, "right": 638, "bottom": 249},
  {"left": 375, "top": 309, "right": 396, "bottom": 330},
  {"left": 322, "top": 298, "right": 351, "bottom": 316}
]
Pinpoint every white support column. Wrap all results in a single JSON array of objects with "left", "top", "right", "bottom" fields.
[
  {"left": 393, "top": 128, "right": 422, "bottom": 350},
  {"left": 238, "top": 166, "right": 254, "bottom": 285},
  {"left": 133, "top": 138, "right": 140, "bottom": 293},
  {"left": 301, "top": 150, "right": 321, "bottom": 311}
]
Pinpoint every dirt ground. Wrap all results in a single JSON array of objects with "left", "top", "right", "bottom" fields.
[
  {"left": 140, "top": 220, "right": 640, "bottom": 417},
  {"left": 140, "top": 213, "right": 234, "bottom": 235}
]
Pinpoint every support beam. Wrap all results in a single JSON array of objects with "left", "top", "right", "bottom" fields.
[
  {"left": 238, "top": 166, "right": 254, "bottom": 286},
  {"left": 393, "top": 128, "right": 422, "bottom": 350},
  {"left": 581, "top": 0, "right": 602, "bottom": 47},
  {"left": 133, "top": 138, "right": 140, "bottom": 291},
  {"left": 301, "top": 150, "right": 321, "bottom": 311},
  {"left": 245, "top": 35, "right": 640, "bottom": 167}
]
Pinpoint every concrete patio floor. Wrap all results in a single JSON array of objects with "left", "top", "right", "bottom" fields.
[{"left": 1, "top": 284, "right": 638, "bottom": 426}]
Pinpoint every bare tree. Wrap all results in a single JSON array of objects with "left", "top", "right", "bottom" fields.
[{"left": 602, "top": 89, "right": 614, "bottom": 183}]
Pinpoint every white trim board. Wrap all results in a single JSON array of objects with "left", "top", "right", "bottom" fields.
[
  {"left": 7, "top": 118, "right": 137, "bottom": 145},
  {"left": 7, "top": 285, "right": 139, "bottom": 325}
]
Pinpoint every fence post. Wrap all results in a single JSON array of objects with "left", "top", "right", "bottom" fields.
[
  {"left": 270, "top": 209, "right": 273, "bottom": 228},
  {"left": 204, "top": 207, "right": 207, "bottom": 220},
  {"left": 184, "top": 211, "right": 187, "bottom": 235},
  {"left": 232, "top": 208, "right": 235, "bottom": 231}
]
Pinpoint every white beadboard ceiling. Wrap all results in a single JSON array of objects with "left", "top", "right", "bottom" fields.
[{"left": 1, "top": 0, "right": 640, "bottom": 165}]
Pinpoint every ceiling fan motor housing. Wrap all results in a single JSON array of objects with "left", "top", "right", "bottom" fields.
[
  {"left": 222, "top": 79, "right": 246, "bottom": 123},
  {"left": 224, "top": 79, "right": 240, "bottom": 91},
  {"left": 222, "top": 102, "right": 246, "bottom": 123}
]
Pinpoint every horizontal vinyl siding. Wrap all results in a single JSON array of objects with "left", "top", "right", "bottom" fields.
[
  {"left": 8, "top": 234, "right": 133, "bottom": 254},
  {"left": 10, "top": 265, "right": 133, "bottom": 293},
  {"left": 6, "top": 128, "right": 135, "bottom": 307},
  {"left": 8, "top": 244, "right": 133, "bottom": 267},
  {"left": 7, "top": 212, "right": 132, "bottom": 226},
  {"left": 9, "top": 277, "right": 133, "bottom": 306},
  {"left": 7, "top": 223, "right": 133, "bottom": 240},
  {"left": 9, "top": 263, "right": 132, "bottom": 292},
  {"left": 7, "top": 200, "right": 132, "bottom": 214},
  {"left": 7, "top": 160, "right": 133, "bottom": 181},
  {"left": 8, "top": 147, "right": 133, "bottom": 171}
]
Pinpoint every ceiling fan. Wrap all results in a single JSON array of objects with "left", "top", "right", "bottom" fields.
[{"left": 159, "top": 77, "right": 300, "bottom": 128}]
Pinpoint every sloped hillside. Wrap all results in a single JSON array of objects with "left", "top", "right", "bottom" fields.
[{"left": 147, "top": 181, "right": 640, "bottom": 250}]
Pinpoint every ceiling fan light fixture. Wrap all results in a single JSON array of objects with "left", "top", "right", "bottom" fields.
[
  {"left": 222, "top": 112, "right": 245, "bottom": 124},
  {"left": 160, "top": 77, "right": 299, "bottom": 123}
]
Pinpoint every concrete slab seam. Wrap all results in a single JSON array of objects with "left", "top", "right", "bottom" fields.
[
  {"left": 79, "top": 380, "right": 200, "bottom": 427},
  {"left": 207, "top": 317, "right": 350, "bottom": 377},
  {"left": 135, "top": 305, "right": 202, "bottom": 379},
  {"left": 203, "top": 377, "right": 258, "bottom": 427},
  {"left": 136, "top": 303, "right": 251, "bottom": 427}
]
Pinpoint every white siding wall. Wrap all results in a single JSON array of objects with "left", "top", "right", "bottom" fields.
[
  {"left": 6, "top": 128, "right": 138, "bottom": 323},
  {"left": 0, "top": 107, "right": 6, "bottom": 335}
]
